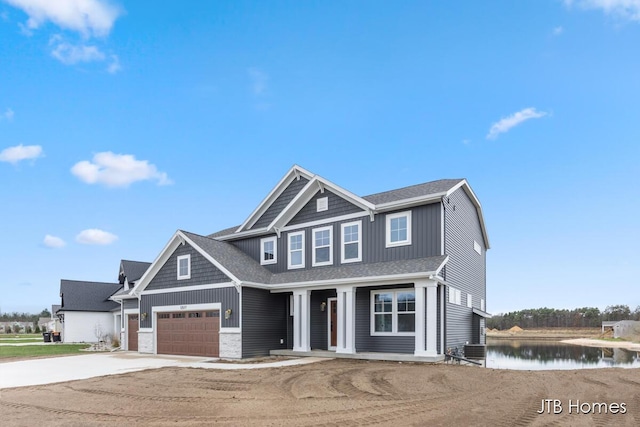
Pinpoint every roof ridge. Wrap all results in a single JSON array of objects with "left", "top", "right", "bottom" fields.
[{"left": 363, "top": 178, "right": 464, "bottom": 198}]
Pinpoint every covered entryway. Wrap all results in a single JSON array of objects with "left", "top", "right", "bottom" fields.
[
  {"left": 128, "top": 314, "right": 138, "bottom": 351},
  {"left": 157, "top": 310, "right": 220, "bottom": 357}
]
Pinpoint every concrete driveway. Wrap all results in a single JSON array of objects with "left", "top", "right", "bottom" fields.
[{"left": 0, "top": 352, "right": 327, "bottom": 389}]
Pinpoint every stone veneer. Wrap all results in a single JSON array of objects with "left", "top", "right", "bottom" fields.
[
  {"left": 219, "top": 330, "right": 241, "bottom": 359},
  {"left": 138, "top": 330, "right": 154, "bottom": 353}
]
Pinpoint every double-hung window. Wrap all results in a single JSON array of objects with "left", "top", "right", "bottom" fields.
[
  {"left": 177, "top": 254, "right": 191, "bottom": 280},
  {"left": 341, "top": 221, "right": 362, "bottom": 263},
  {"left": 312, "top": 226, "right": 333, "bottom": 266},
  {"left": 386, "top": 211, "right": 412, "bottom": 247},
  {"left": 448, "top": 287, "right": 461, "bottom": 305},
  {"left": 287, "top": 231, "right": 305, "bottom": 269},
  {"left": 260, "top": 236, "right": 277, "bottom": 265},
  {"left": 371, "top": 289, "right": 415, "bottom": 335}
]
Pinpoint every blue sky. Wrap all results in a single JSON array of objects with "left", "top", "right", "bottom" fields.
[{"left": 1, "top": 0, "right": 638, "bottom": 315}]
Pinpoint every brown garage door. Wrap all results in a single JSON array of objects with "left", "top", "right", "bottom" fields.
[
  {"left": 157, "top": 311, "right": 219, "bottom": 357},
  {"left": 128, "top": 314, "right": 138, "bottom": 351}
]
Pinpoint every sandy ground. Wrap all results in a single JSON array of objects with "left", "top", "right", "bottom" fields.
[
  {"left": 1, "top": 358, "right": 639, "bottom": 426},
  {"left": 563, "top": 338, "right": 640, "bottom": 351}
]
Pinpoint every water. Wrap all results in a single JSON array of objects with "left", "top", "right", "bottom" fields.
[{"left": 485, "top": 340, "right": 640, "bottom": 370}]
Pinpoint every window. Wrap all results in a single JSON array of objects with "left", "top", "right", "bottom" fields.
[
  {"left": 312, "top": 226, "right": 333, "bottom": 266},
  {"left": 287, "top": 231, "right": 305, "bottom": 269},
  {"left": 317, "top": 197, "right": 328, "bottom": 212},
  {"left": 474, "top": 240, "right": 482, "bottom": 255},
  {"left": 481, "top": 299, "right": 485, "bottom": 311},
  {"left": 260, "top": 236, "right": 277, "bottom": 265},
  {"left": 177, "top": 254, "right": 191, "bottom": 280},
  {"left": 341, "top": 221, "right": 362, "bottom": 263},
  {"left": 386, "top": 211, "right": 412, "bottom": 247},
  {"left": 371, "top": 289, "right": 415, "bottom": 335},
  {"left": 467, "top": 293, "right": 472, "bottom": 308},
  {"left": 448, "top": 287, "right": 461, "bottom": 305}
]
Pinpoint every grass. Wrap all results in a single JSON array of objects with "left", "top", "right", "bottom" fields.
[
  {"left": 0, "top": 344, "right": 91, "bottom": 359},
  {"left": 0, "top": 333, "right": 49, "bottom": 343}
]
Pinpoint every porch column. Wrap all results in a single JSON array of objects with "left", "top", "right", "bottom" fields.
[
  {"left": 293, "top": 289, "right": 310, "bottom": 352},
  {"left": 415, "top": 279, "right": 438, "bottom": 357},
  {"left": 336, "top": 285, "right": 355, "bottom": 354}
]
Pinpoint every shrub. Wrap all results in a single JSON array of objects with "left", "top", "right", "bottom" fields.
[
  {"left": 34, "top": 325, "right": 41, "bottom": 333},
  {"left": 4, "top": 325, "right": 11, "bottom": 334},
  {"left": 25, "top": 325, "right": 32, "bottom": 334},
  {"left": 12, "top": 324, "right": 21, "bottom": 334},
  {"left": 111, "top": 336, "right": 120, "bottom": 348}
]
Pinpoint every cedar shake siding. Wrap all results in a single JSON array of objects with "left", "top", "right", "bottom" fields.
[
  {"left": 241, "top": 287, "right": 288, "bottom": 358},
  {"left": 140, "top": 287, "right": 239, "bottom": 329},
  {"left": 145, "top": 243, "right": 231, "bottom": 291},
  {"left": 444, "top": 187, "right": 487, "bottom": 348},
  {"left": 252, "top": 177, "right": 310, "bottom": 229}
]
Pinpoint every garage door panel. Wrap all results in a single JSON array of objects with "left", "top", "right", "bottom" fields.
[{"left": 157, "top": 310, "right": 220, "bottom": 357}]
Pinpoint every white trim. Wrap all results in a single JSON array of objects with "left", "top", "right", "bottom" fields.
[
  {"left": 260, "top": 236, "right": 278, "bottom": 265},
  {"left": 281, "top": 212, "right": 370, "bottom": 233},
  {"left": 481, "top": 298, "right": 485, "bottom": 311},
  {"left": 340, "top": 220, "right": 362, "bottom": 264},
  {"left": 287, "top": 231, "right": 305, "bottom": 269},
  {"left": 317, "top": 197, "right": 328, "bottom": 212},
  {"left": 312, "top": 225, "right": 333, "bottom": 267},
  {"left": 474, "top": 240, "right": 482, "bottom": 255},
  {"left": 448, "top": 287, "right": 461, "bottom": 305},
  {"left": 219, "top": 327, "right": 242, "bottom": 333},
  {"left": 327, "top": 297, "right": 337, "bottom": 351},
  {"left": 446, "top": 180, "right": 490, "bottom": 249},
  {"left": 370, "top": 288, "right": 416, "bottom": 336},
  {"left": 177, "top": 254, "right": 191, "bottom": 280},
  {"left": 152, "top": 302, "right": 222, "bottom": 355},
  {"left": 440, "top": 201, "right": 445, "bottom": 256},
  {"left": 141, "top": 282, "right": 236, "bottom": 295},
  {"left": 385, "top": 211, "right": 412, "bottom": 248},
  {"left": 467, "top": 293, "right": 472, "bottom": 308},
  {"left": 375, "top": 193, "right": 445, "bottom": 211}
]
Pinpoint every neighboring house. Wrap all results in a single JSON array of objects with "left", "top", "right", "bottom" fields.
[
  {"left": 113, "top": 165, "right": 490, "bottom": 361},
  {"left": 48, "top": 304, "right": 62, "bottom": 332},
  {"left": 57, "top": 280, "right": 121, "bottom": 343}
]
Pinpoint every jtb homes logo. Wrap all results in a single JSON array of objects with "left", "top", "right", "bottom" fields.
[{"left": 537, "top": 399, "right": 627, "bottom": 415}]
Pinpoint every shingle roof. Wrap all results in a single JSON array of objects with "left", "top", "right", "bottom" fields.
[
  {"left": 51, "top": 304, "right": 61, "bottom": 315},
  {"left": 182, "top": 230, "right": 447, "bottom": 286},
  {"left": 362, "top": 179, "right": 463, "bottom": 205},
  {"left": 121, "top": 260, "right": 151, "bottom": 284},
  {"left": 208, "top": 225, "right": 240, "bottom": 239},
  {"left": 59, "top": 280, "right": 121, "bottom": 312}
]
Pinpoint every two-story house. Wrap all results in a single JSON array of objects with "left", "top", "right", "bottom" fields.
[{"left": 115, "top": 165, "right": 489, "bottom": 361}]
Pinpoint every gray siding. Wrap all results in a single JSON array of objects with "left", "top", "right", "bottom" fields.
[
  {"left": 253, "top": 177, "right": 309, "bottom": 229},
  {"left": 140, "top": 287, "right": 239, "bottom": 329},
  {"left": 310, "top": 290, "right": 337, "bottom": 350},
  {"left": 146, "top": 243, "right": 230, "bottom": 291},
  {"left": 355, "top": 285, "right": 414, "bottom": 354},
  {"left": 241, "top": 287, "right": 288, "bottom": 357},
  {"left": 123, "top": 299, "right": 138, "bottom": 310},
  {"left": 444, "top": 188, "right": 487, "bottom": 349},
  {"left": 288, "top": 190, "right": 363, "bottom": 226},
  {"left": 229, "top": 203, "right": 441, "bottom": 274}
]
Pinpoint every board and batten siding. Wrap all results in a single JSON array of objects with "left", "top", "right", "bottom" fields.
[
  {"left": 139, "top": 287, "right": 239, "bottom": 329},
  {"left": 145, "top": 243, "right": 230, "bottom": 291},
  {"left": 229, "top": 202, "right": 441, "bottom": 274},
  {"left": 310, "top": 289, "right": 337, "bottom": 350},
  {"left": 444, "top": 187, "right": 487, "bottom": 348},
  {"left": 241, "top": 287, "right": 288, "bottom": 358},
  {"left": 252, "top": 177, "right": 310, "bottom": 229}
]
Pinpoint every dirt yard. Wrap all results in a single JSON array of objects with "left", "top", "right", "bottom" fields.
[{"left": 1, "top": 358, "right": 639, "bottom": 426}]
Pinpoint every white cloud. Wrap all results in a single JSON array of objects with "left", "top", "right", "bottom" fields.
[
  {"left": 76, "top": 228, "right": 118, "bottom": 245},
  {"left": 1, "top": 108, "right": 14, "bottom": 121},
  {"left": 71, "top": 151, "right": 173, "bottom": 187},
  {"left": 43, "top": 234, "right": 66, "bottom": 248},
  {"left": 248, "top": 68, "right": 269, "bottom": 95},
  {"left": 0, "top": 144, "right": 43, "bottom": 164},
  {"left": 553, "top": 26, "right": 564, "bottom": 35},
  {"left": 486, "top": 108, "right": 548, "bottom": 140},
  {"left": 50, "top": 40, "right": 105, "bottom": 64},
  {"left": 564, "top": 0, "right": 640, "bottom": 22},
  {"left": 107, "top": 54, "right": 120, "bottom": 73},
  {"left": 4, "top": 0, "right": 122, "bottom": 37}
]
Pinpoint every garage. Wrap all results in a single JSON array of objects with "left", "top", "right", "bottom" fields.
[{"left": 156, "top": 310, "right": 220, "bottom": 357}]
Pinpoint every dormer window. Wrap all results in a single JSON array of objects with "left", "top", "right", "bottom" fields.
[{"left": 177, "top": 254, "right": 191, "bottom": 280}]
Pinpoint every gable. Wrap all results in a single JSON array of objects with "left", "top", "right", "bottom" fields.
[
  {"left": 287, "top": 189, "right": 365, "bottom": 227},
  {"left": 252, "top": 177, "right": 310, "bottom": 229},
  {"left": 145, "top": 241, "right": 232, "bottom": 291}
]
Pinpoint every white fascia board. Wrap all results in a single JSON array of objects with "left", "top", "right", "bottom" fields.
[
  {"left": 213, "top": 227, "right": 270, "bottom": 241},
  {"left": 262, "top": 271, "right": 441, "bottom": 292},
  {"left": 178, "top": 232, "right": 242, "bottom": 288},
  {"left": 131, "top": 231, "right": 184, "bottom": 296},
  {"left": 236, "top": 165, "right": 314, "bottom": 233},
  {"left": 374, "top": 193, "right": 447, "bottom": 212},
  {"left": 141, "top": 282, "right": 236, "bottom": 295},
  {"left": 314, "top": 175, "right": 376, "bottom": 211},
  {"left": 445, "top": 180, "right": 491, "bottom": 249}
]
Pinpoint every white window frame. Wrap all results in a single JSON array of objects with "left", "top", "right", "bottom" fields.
[
  {"left": 340, "top": 220, "right": 362, "bottom": 264},
  {"left": 448, "top": 286, "right": 461, "bottom": 305},
  {"left": 467, "top": 293, "right": 472, "bottom": 308},
  {"left": 385, "top": 211, "right": 412, "bottom": 248},
  {"left": 370, "top": 289, "right": 416, "bottom": 336},
  {"left": 260, "top": 236, "right": 278, "bottom": 265},
  {"left": 317, "top": 197, "right": 328, "bottom": 212},
  {"left": 312, "top": 226, "right": 333, "bottom": 267},
  {"left": 287, "top": 231, "right": 305, "bottom": 269},
  {"left": 177, "top": 254, "right": 191, "bottom": 280}
]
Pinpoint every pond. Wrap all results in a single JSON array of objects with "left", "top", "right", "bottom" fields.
[{"left": 485, "top": 339, "right": 640, "bottom": 370}]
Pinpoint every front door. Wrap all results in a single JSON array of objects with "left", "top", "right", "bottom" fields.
[
  {"left": 328, "top": 298, "right": 337, "bottom": 350},
  {"left": 128, "top": 314, "right": 138, "bottom": 351}
]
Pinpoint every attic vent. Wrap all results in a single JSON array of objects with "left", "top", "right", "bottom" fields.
[{"left": 317, "top": 197, "right": 328, "bottom": 212}]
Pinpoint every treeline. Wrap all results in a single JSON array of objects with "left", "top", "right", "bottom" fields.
[
  {"left": 0, "top": 309, "right": 51, "bottom": 323},
  {"left": 486, "top": 305, "right": 640, "bottom": 330}
]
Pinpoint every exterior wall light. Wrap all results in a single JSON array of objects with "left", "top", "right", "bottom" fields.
[
  {"left": 141, "top": 312, "right": 148, "bottom": 321},
  {"left": 225, "top": 308, "right": 232, "bottom": 319},
  {"left": 320, "top": 302, "right": 326, "bottom": 312}
]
